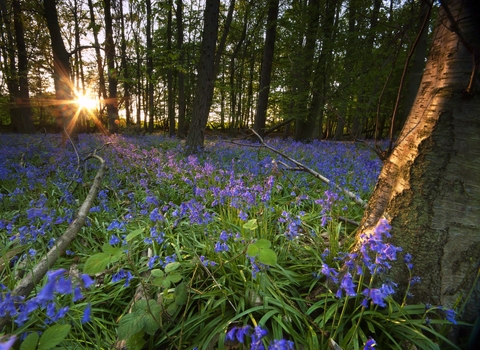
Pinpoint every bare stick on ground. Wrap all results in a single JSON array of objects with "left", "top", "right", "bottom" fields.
[
  {"left": 0, "top": 154, "right": 106, "bottom": 331},
  {"left": 249, "top": 129, "right": 367, "bottom": 208}
]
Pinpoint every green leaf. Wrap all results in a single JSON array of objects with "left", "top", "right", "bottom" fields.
[
  {"left": 258, "top": 249, "right": 277, "bottom": 266},
  {"left": 20, "top": 332, "right": 39, "bottom": 350},
  {"left": 254, "top": 239, "right": 271, "bottom": 249},
  {"left": 83, "top": 252, "right": 114, "bottom": 275},
  {"left": 164, "top": 262, "right": 181, "bottom": 273},
  {"left": 166, "top": 302, "right": 178, "bottom": 316},
  {"left": 152, "top": 277, "right": 167, "bottom": 287},
  {"left": 166, "top": 272, "right": 183, "bottom": 283},
  {"left": 151, "top": 269, "right": 164, "bottom": 278},
  {"left": 38, "top": 324, "right": 71, "bottom": 350},
  {"left": 246, "top": 244, "right": 260, "bottom": 256},
  {"left": 175, "top": 282, "right": 188, "bottom": 305},
  {"left": 102, "top": 244, "right": 123, "bottom": 259},
  {"left": 126, "top": 228, "right": 144, "bottom": 242},
  {"left": 117, "top": 313, "right": 144, "bottom": 340},
  {"left": 243, "top": 218, "right": 258, "bottom": 231},
  {"left": 125, "top": 331, "right": 146, "bottom": 350}
]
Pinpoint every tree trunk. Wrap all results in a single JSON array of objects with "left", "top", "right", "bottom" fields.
[
  {"left": 13, "top": 0, "right": 34, "bottom": 133},
  {"left": 104, "top": 0, "right": 118, "bottom": 134},
  {"left": 167, "top": 0, "right": 175, "bottom": 137},
  {"left": 176, "top": 0, "right": 186, "bottom": 138},
  {"left": 119, "top": 0, "right": 131, "bottom": 127},
  {"left": 185, "top": 0, "right": 220, "bottom": 154},
  {"left": 44, "top": 0, "right": 76, "bottom": 139},
  {"left": 357, "top": 0, "right": 480, "bottom": 331},
  {"left": 253, "top": 0, "right": 279, "bottom": 138},
  {"left": 146, "top": 0, "right": 154, "bottom": 133},
  {"left": 87, "top": 0, "right": 107, "bottom": 128}
]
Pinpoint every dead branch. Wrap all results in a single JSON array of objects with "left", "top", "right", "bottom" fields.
[
  {"left": 249, "top": 129, "right": 367, "bottom": 208},
  {"left": 0, "top": 154, "right": 106, "bottom": 331}
]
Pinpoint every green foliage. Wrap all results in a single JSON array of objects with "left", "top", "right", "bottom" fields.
[{"left": 0, "top": 135, "right": 465, "bottom": 349}]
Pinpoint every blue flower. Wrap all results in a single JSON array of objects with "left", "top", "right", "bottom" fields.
[
  {"left": 0, "top": 335, "right": 16, "bottom": 350},
  {"left": 321, "top": 263, "right": 339, "bottom": 284},
  {"left": 80, "top": 274, "right": 95, "bottom": 288},
  {"left": 268, "top": 339, "right": 295, "bottom": 350},
  {"left": 445, "top": 308, "right": 457, "bottom": 325},
  {"left": 364, "top": 337, "right": 376, "bottom": 349},
  {"left": 109, "top": 235, "right": 121, "bottom": 245},
  {"left": 82, "top": 303, "right": 92, "bottom": 324},
  {"left": 340, "top": 272, "right": 356, "bottom": 296}
]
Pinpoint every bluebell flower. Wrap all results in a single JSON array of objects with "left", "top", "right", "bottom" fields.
[
  {"left": 109, "top": 235, "right": 121, "bottom": 245},
  {"left": 82, "top": 303, "right": 92, "bottom": 324},
  {"left": 55, "top": 277, "right": 72, "bottom": 294},
  {"left": 445, "top": 308, "right": 457, "bottom": 324},
  {"left": 214, "top": 241, "right": 229, "bottom": 253},
  {"left": 364, "top": 337, "right": 376, "bottom": 349},
  {"left": 340, "top": 272, "right": 356, "bottom": 296},
  {"left": 226, "top": 325, "right": 251, "bottom": 343},
  {"left": 321, "top": 263, "right": 339, "bottom": 284},
  {"left": 0, "top": 335, "right": 16, "bottom": 350},
  {"left": 268, "top": 339, "right": 295, "bottom": 350},
  {"left": 73, "top": 286, "right": 83, "bottom": 302},
  {"left": 80, "top": 274, "right": 95, "bottom": 288}
]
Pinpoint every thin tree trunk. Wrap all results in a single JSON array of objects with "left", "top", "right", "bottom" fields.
[
  {"left": 146, "top": 0, "right": 154, "bottom": 133},
  {"left": 13, "top": 0, "right": 34, "bottom": 133},
  {"left": 253, "top": 0, "right": 279, "bottom": 137},
  {"left": 119, "top": 0, "right": 131, "bottom": 126},
  {"left": 176, "top": 0, "right": 186, "bottom": 138},
  {"left": 167, "top": 0, "right": 175, "bottom": 136},
  {"left": 104, "top": 0, "right": 118, "bottom": 133}
]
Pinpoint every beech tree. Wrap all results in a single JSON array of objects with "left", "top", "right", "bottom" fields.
[{"left": 356, "top": 0, "right": 480, "bottom": 332}]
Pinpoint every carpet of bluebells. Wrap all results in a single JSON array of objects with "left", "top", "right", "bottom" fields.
[{"left": 0, "top": 134, "right": 459, "bottom": 349}]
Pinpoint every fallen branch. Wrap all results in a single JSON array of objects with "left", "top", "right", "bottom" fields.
[
  {"left": 249, "top": 129, "right": 367, "bottom": 208},
  {"left": 0, "top": 154, "right": 106, "bottom": 331}
]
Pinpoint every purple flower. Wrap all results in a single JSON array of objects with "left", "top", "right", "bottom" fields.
[
  {"left": 80, "top": 274, "right": 95, "bottom": 288},
  {"left": 73, "top": 286, "right": 83, "bottom": 301},
  {"left": 268, "top": 339, "right": 295, "bottom": 350},
  {"left": 445, "top": 308, "right": 457, "bottom": 325},
  {"left": 226, "top": 325, "right": 251, "bottom": 343},
  {"left": 364, "top": 337, "right": 376, "bottom": 349},
  {"left": 82, "top": 303, "right": 92, "bottom": 324},
  {"left": 109, "top": 235, "right": 121, "bottom": 245},
  {"left": 321, "top": 263, "right": 339, "bottom": 284},
  {"left": 340, "top": 272, "right": 356, "bottom": 296},
  {"left": 0, "top": 335, "right": 16, "bottom": 350},
  {"left": 55, "top": 276, "right": 72, "bottom": 294}
]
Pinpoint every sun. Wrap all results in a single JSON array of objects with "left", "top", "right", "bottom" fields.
[{"left": 76, "top": 94, "right": 98, "bottom": 110}]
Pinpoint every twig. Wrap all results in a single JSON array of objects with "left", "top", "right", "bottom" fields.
[
  {"left": 249, "top": 129, "right": 367, "bottom": 208},
  {"left": 0, "top": 155, "right": 106, "bottom": 331}
]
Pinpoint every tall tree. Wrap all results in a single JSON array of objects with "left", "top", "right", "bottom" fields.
[
  {"left": 176, "top": 0, "right": 186, "bottom": 138},
  {"left": 119, "top": 0, "right": 132, "bottom": 126},
  {"left": 12, "top": 0, "right": 34, "bottom": 133},
  {"left": 44, "top": 0, "right": 76, "bottom": 137},
  {"left": 356, "top": 0, "right": 480, "bottom": 332},
  {"left": 146, "top": 0, "right": 154, "bottom": 133},
  {"left": 253, "top": 0, "right": 279, "bottom": 137},
  {"left": 104, "top": 0, "right": 118, "bottom": 133},
  {"left": 87, "top": 0, "right": 107, "bottom": 107},
  {"left": 185, "top": 0, "right": 220, "bottom": 154},
  {"left": 167, "top": 0, "right": 175, "bottom": 136}
]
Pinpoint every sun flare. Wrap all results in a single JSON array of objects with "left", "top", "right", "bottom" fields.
[{"left": 76, "top": 94, "right": 98, "bottom": 110}]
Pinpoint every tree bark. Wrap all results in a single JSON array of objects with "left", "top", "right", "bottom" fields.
[
  {"left": 44, "top": 0, "right": 76, "bottom": 139},
  {"left": 185, "top": 0, "right": 220, "bottom": 154},
  {"left": 13, "top": 0, "right": 34, "bottom": 133},
  {"left": 357, "top": 0, "right": 480, "bottom": 330},
  {"left": 104, "top": 0, "right": 118, "bottom": 134},
  {"left": 176, "top": 0, "right": 186, "bottom": 138},
  {"left": 253, "top": 0, "right": 279, "bottom": 138}
]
